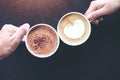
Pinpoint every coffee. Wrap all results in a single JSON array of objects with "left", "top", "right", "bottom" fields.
[
  {"left": 26, "top": 24, "right": 59, "bottom": 58},
  {"left": 57, "top": 12, "right": 91, "bottom": 46},
  {"left": 24, "top": 12, "right": 91, "bottom": 58}
]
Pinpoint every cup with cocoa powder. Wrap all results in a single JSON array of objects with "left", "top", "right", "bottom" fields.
[{"left": 25, "top": 24, "right": 59, "bottom": 58}]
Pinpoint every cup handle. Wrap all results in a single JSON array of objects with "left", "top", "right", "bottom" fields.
[{"left": 21, "top": 35, "right": 26, "bottom": 42}]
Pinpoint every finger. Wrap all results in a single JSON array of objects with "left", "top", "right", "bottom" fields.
[
  {"left": 92, "top": 17, "right": 104, "bottom": 25},
  {"left": 1, "top": 24, "right": 18, "bottom": 31},
  {"left": 87, "top": 7, "right": 106, "bottom": 22},
  {"left": 99, "top": 17, "right": 104, "bottom": 22},
  {"left": 92, "top": 20, "right": 99, "bottom": 25},
  {"left": 85, "top": 1, "right": 98, "bottom": 15},
  {"left": 11, "top": 23, "right": 30, "bottom": 45},
  {"left": 85, "top": 1, "right": 100, "bottom": 22},
  {"left": 1, "top": 24, "right": 18, "bottom": 36}
]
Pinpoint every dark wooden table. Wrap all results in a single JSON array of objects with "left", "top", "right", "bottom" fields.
[{"left": 0, "top": 0, "right": 120, "bottom": 80}]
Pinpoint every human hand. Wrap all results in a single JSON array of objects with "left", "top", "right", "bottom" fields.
[
  {"left": 0, "top": 23, "right": 30, "bottom": 60},
  {"left": 85, "top": 0, "right": 120, "bottom": 25}
]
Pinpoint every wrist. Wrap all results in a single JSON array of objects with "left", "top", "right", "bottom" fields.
[
  {"left": 119, "top": 0, "right": 120, "bottom": 9},
  {"left": 117, "top": 0, "right": 120, "bottom": 9}
]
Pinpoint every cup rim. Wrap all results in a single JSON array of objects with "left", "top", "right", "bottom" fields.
[
  {"left": 25, "top": 23, "right": 60, "bottom": 58},
  {"left": 24, "top": 12, "right": 91, "bottom": 58},
  {"left": 57, "top": 12, "right": 91, "bottom": 46}
]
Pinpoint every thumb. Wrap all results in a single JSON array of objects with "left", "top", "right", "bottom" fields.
[
  {"left": 12, "top": 23, "right": 30, "bottom": 44},
  {"left": 87, "top": 8, "right": 106, "bottom": 22}
]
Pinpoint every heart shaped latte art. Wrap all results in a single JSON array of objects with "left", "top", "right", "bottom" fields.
[{"left": 63, "top": 19, "right": 85, "bottom": 39}]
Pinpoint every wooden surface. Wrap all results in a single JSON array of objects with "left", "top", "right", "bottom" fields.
[{"left": 0, "top": 0, "right": 120, "bottom": 80}]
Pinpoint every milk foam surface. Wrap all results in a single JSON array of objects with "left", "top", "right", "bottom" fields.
[{"left": 63, "top": 19, "right": 85, "bottom": 39}]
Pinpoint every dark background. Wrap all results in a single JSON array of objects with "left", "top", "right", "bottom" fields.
[{"left": 0, "top": 0, "right": 120, "bottom": 80}]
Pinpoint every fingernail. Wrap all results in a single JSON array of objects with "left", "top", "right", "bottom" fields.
[{"left": 20, "top": 23, "right": 30, "bottom": 30}]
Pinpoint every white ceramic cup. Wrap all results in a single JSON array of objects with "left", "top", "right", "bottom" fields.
[
  {"left": 57, "top": 12, "right": 91, "bottom": 46},
  {"left": 24, "top": 24, "right": 59, "bottom": 58},
  {"left": 22, "top": 12, "right": 91, "bottom": 58}
]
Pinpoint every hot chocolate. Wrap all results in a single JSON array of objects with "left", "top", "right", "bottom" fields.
[{"left": 26, "top": 24, "right": 59, "bottom": 58}]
